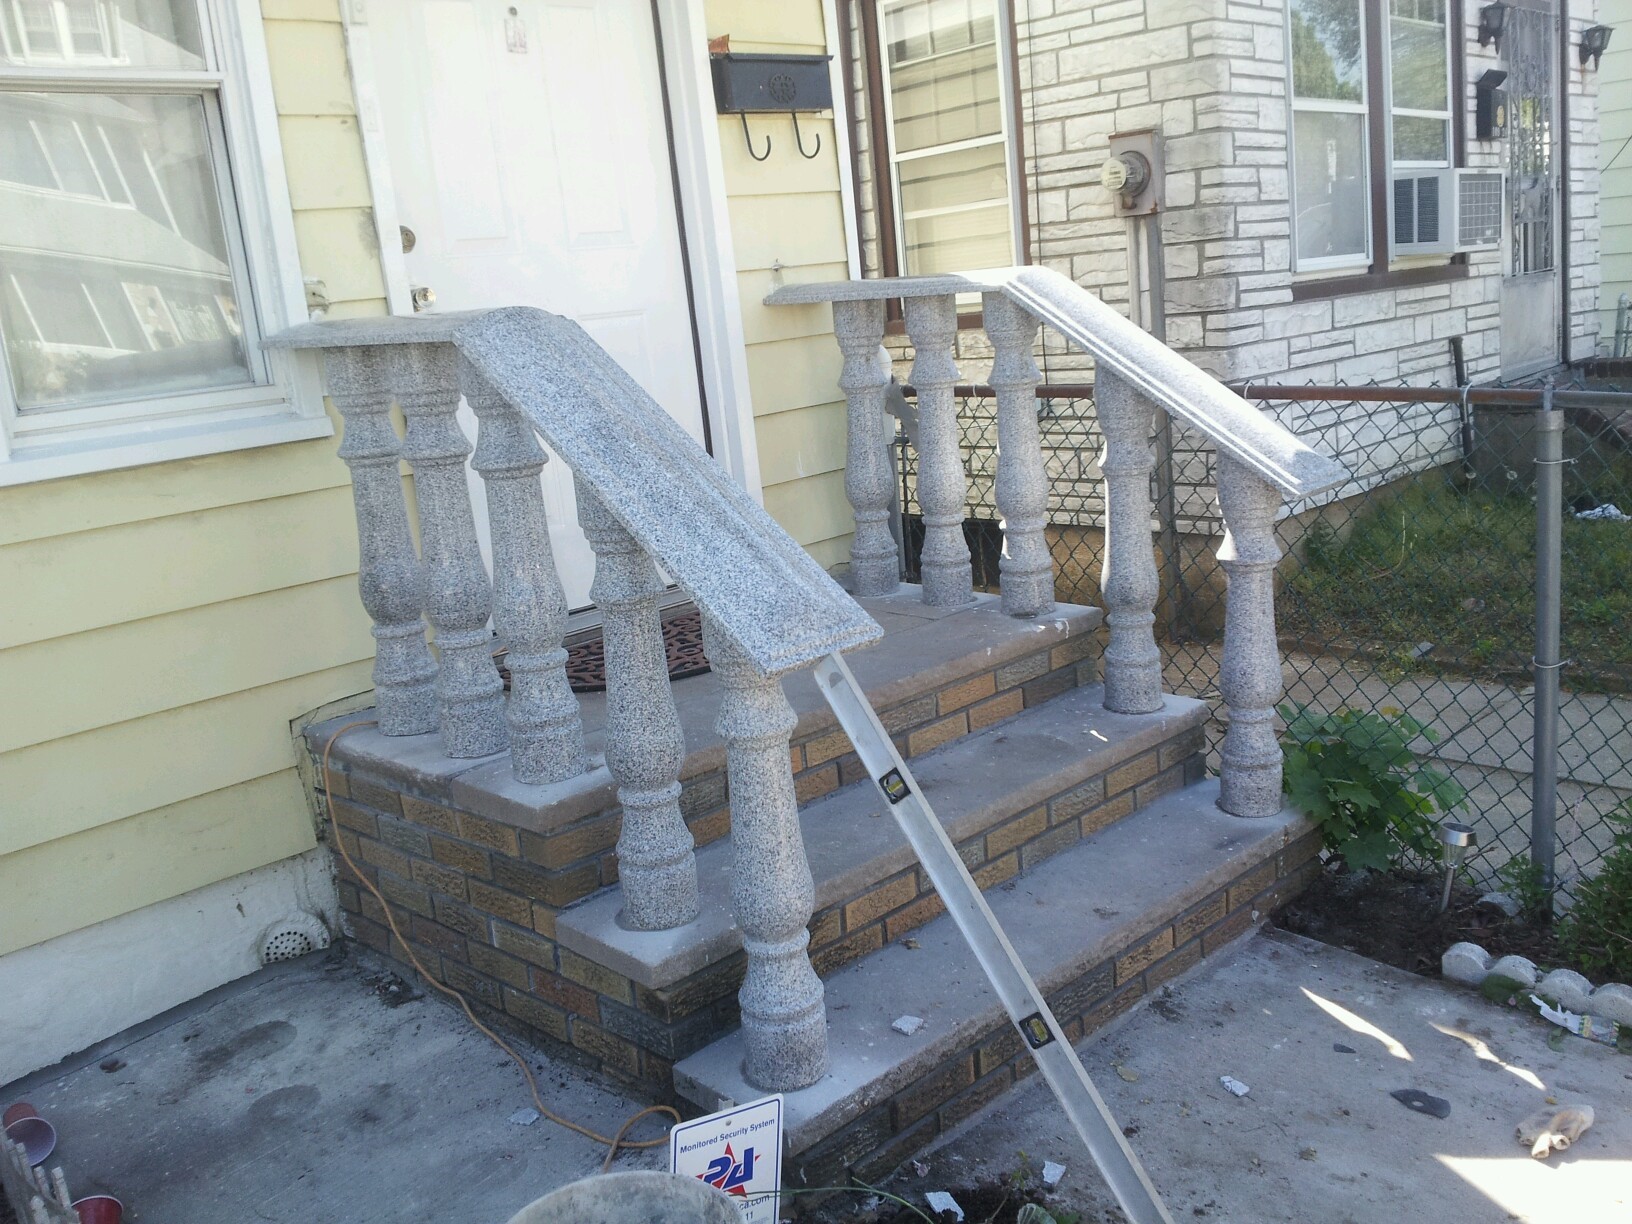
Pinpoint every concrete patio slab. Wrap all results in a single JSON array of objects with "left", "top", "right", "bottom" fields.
[
  {"left": 868, "top": 929, "right": 1631, "bottom": 1224},
  {"left": 0, "top": 947, "right": 665, "bottom": 1224}
]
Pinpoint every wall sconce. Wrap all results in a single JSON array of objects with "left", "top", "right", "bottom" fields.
[
  {"left": 1478, "top": 2, "right": 1509, "bottom": 50},
  {"left": 1580, "top": 24, "right": 1613, "bottom": 68}
]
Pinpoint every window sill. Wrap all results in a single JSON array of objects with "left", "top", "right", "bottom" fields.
[
  {"left": 1290, "top": 261, "right": 1470, "bottom": 302},
  {"left": 0, "top": 408, "right": 334, "bottom": 488}
]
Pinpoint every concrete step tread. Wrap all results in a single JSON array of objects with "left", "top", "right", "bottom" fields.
[
  {"left": 311, "top": 588, "right": 1102, "bottom": 837},
  {"left": 672, "top": 780, "right": 1308, "bottom": 1155},
  {"left": 554, "top": 685, "right": 1209, "bottom": 990}
]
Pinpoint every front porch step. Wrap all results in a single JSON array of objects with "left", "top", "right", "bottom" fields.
[
  {"left": 555, "top": 686, "right": 1210, "bottom": 995},
  {"left": 673, "top": 782, "right": 1320, "bottom": 1182}
]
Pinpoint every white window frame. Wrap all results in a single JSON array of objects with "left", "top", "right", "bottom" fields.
[
  {"left": 1384, "top": 0, "right": 1454, "bottom": 171},
  {"left": 0, "top": 0, "right": 326, "bottom": 487},
  {"left": 874, "top": 0, "right": 1022, "bottom": 277},
  {"left": 1287, "top": 0, "right": 1374, "bottom": 274},
  {"left": 1288, "top": 0, "right": 1456, "bottom": 275}
]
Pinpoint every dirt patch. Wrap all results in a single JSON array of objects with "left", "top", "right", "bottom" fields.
[
  {"left": 1273, "top": 863, "right": 1564, "bottom": 975},
  {"left": 361, "top": 968, "right": 420, "bottom": 1008},
  {"left": 827, "top": 1181, "right": 1093, "bottom": 1223}
]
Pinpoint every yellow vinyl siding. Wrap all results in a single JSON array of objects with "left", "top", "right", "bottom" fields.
[
  {"left": 1601, "top": 0, "right": 1632, "bottom": 343},
  {"left": 0, "top": 1, "right": 387, "bottom": 956},
  {"left": 0, "top": 770, "right": 321, "bottom": 957},
  {"left": 710, "top": 0, "right": 856, "bottom": 568}
]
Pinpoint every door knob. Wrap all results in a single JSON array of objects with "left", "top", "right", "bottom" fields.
[
  {"left": 410, "top": 285, "right": 436, "bottom": 312},
  {"left": 400, "top": 224, "right": 417, "bottom": 253}
]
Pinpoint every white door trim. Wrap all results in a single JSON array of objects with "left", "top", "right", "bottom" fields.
[{"left": 339, "top": 0, "right": 762, "bottom": 500}]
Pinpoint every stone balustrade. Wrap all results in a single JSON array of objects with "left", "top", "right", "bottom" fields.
[
  {"left": 268, "top": 308, "right": 880, "bottom": 1093},
  {"left": 765, "top": 266, "right": 1350, "bottom": 819}
]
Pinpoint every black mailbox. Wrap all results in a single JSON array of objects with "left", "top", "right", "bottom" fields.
[
  {"left": 1476, "top": 69, "right": 1508, "bottom": 140},
  {"left": 711, "top": 53, "right": 833, "bottom": 114}
]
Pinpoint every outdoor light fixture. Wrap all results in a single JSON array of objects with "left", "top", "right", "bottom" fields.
[
  {"left": 1436, "top": 822, "right": 1477, "bottom": 913},
  {"left": 1580, "top": 24, "right": 1613, "bottom": 68},
  {"left": 1478, "top": 2, "right": 1509, "bottom": 49}
]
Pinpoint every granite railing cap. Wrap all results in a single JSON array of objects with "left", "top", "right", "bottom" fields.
[
  {"left": 452, "top": 307, "right": 882, "bottom": 677},
  {"left": 263, "top": 311, "right": 490, "bottom": 349},
  {"left": 766, "top": 265, "right": 1352, "bottom": 501}
]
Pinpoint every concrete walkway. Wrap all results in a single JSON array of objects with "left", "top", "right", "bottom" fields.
[
  {"left": 0, "top": 947, "right": 664, "bottom": 1224},
  {"left": 871, "top": 929, "right": 1631, "bottom": 1224}
]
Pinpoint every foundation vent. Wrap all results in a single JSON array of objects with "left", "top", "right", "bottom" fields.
[{"left": 258, "top": 913, "right": 332, "bottom": 966}]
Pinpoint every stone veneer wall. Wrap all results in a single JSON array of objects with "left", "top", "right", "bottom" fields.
[
  {"left": 846, "top": 0, "right": 1600, "bottom": 533},
  {"left": 312, "top": 632, "right": 1108, "bottom": 1093}
]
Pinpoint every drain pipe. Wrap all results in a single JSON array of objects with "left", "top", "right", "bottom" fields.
[
  {"left": 1531, "top": 383, "right": 1563, "bottom": 902},
  {"left": 1139, "top": 216, "right": 1189, "bottom": 640},
  {"left": 1616, "top": 293, "right": 1631, "bottom": 359}
]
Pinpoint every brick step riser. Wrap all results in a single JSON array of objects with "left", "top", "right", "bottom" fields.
[{"left": 328, "top": 708, "right": 1207, "bottom": 1100}]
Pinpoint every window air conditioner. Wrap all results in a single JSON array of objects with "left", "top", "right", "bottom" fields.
[
  {"left": 1390, "top": 170, "right": 1455, "bottom": 257},
  {"left": 1453, "top": 169, "right": 1504, "bottom": 251}
]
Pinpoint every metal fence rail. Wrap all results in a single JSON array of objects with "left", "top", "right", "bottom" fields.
[{"left": 896, "top": 377, "right": 1632, "bottom": 903}]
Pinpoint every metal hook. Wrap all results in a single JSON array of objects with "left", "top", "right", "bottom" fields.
[
  {"left": 740, "top": 112, "right": 771, "bottom": 161},
  {"left": 791, "top": 111, "right": 821, "bottom": 159}
]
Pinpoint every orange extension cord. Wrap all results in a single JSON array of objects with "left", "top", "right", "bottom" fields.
[{"left": 321, "top": 721, "right": 679, "bottom": 1173}]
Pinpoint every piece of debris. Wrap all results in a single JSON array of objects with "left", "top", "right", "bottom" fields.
[
  {"left": 892, "top": 1015, "right": 926, "bottom": 1037},
  {"left": 910, "top": 1159, "right": 930, "bottom": 1178},
  {"left": 1410, "top": 641, "right": 1435, "bottom": 660},
  {"left": 1516, "top": 1105, "right": 1594, "bottom": 1159},
  {"left": 902, "top": 938, "right": 921, "bottom": 950},
  {"left": 1390, "top": 1089, "right": 1451, "bottom": 1119},
  {"left": 1527, "top": 994, "right": 1624, "bottom": 1047},
  {"left": 1299, "top": 1148, "right": 1318, "bottom": 1161},
  {"left": 925, "top": 1190, "right": 964, "bottom": 1221},
  {"left": 98, "top": 1058, "right": 125, "bottom": 1073},
  {"left": 1219, "top": 1076, "right": 1250, "bottom": 1097},
  {"left": 1041, "top": 1160, "right": 1066, "bottom": 1187},
  {"left": 1332, "top": 1043, "right": 1356, "bottom": 1054},
  {"left": 508, "top": 1107, "right": 540, "bottom": 1126},
  {"left": 1115, "top": 1063, "right": 1140, "bottom": 1082},
  {"left": 1575, "top": 502, "right": 1630, "bottom": 522}
]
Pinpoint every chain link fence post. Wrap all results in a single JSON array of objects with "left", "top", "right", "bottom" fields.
[{"left": 1531, "top": 384, "right": 1563, "bottom": 899}]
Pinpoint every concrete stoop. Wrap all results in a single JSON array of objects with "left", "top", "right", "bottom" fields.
[{"left": 674, "top": 786, "right": 1320, "bottom": 1189}]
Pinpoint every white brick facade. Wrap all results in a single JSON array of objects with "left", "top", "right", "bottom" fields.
[{"left": 845, "top": 0, "right": 1601, "bottom": 388}]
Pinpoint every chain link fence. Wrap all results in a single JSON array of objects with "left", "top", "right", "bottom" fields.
[{"left": 895, "top": 379, "right": 1632, "bottom": 901}]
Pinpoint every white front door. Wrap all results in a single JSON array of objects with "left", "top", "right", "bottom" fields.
[{"left": 367, "top": 0, "right": 707, "bottom": 607}]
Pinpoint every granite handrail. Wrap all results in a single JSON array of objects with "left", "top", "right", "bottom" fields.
[
  {"left": 268, "top": 307, "right": 871, "bottom": 1091},
  {"left": 268, "top": 309, "right": 881, "bottom": 677},
  {"left": 764, "top": 265, "right": 1348, "bottom": 500},
  {"left": 766, "top": 265, "right": 1353, "bottom": 821}
]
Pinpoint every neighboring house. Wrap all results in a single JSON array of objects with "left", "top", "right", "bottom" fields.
[
  {"left": 1601, "top": 0, "right": 1630, "bottom": 351},
  {"left": 0, "top": 0, "right": 858, "bottom": 1083},
  {"left": 842, "top": 0, "right": 1603, "bottom": 384}
]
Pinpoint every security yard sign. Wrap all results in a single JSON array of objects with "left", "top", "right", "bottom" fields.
[{"left": 669, "top": 1093, "right": 783, "bottom": 1222}]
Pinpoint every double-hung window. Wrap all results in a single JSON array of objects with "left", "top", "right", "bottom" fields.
[
  {"left": 1288, "top": 0, "right": 1457, "bottom": 276},
  {"left": 866, "top": 0, "right": 1021, "bottom": 279},
  {"left": 0, "top": 0, "right": 321, "bottom": 484}
]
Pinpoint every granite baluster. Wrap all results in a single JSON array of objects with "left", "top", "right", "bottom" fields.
[
  {"left": 326, "top": 345, "right": 439, "bottom": 735},
  {"left": 981, "top": 292, "right": 1054, "bottom": 618},
  {"left": 1216, "top": 455, "right": 1286, "bottom": 817},
  {"left": 905, "top": 294, "right": 974, "bottom": 606},
  {"left": 833, "top": 298, "right": 899, "bottom": 596},
  {"left": 464, "top": 358, "right": 589, "bottom": 783},
  {"left": 1095, "top": 370, "right": 1164, "bottom": 714},
  {"left": 579, "top": 487, "right": 699, "bottom": 930},
  {"left": 395, "top": 342, "right": 507, "bottom": 756},
  {"left": 702, "top": 614, "right": 827, "bottom": 1090}
]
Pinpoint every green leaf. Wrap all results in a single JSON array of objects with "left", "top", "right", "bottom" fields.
[{"left": 1343, "top": 830, "right": 1395, "bottom": 873}]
